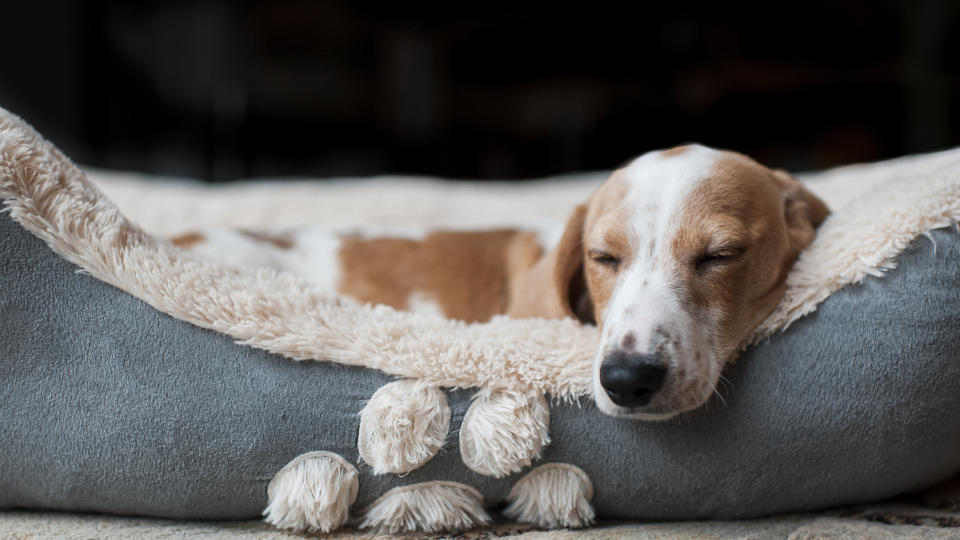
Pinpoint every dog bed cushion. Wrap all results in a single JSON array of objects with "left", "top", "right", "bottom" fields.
[{"left": 1, "top": 106, "right": 959, "bottom": 529}]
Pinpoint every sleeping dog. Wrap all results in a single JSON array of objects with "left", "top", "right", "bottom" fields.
[{"left": 173, "top": 144, "right": 829, "bottom": 419}]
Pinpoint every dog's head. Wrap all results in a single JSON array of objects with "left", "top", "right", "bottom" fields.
[{"left": 552, "top": 145, "right": 829, "bottom": 419}]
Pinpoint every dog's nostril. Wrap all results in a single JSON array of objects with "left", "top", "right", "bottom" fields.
[{"left": 599, "top": 352, "right": 667, "bottom": 408}]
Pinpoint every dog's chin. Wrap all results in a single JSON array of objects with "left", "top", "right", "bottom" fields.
[{"left": 597, "top": 402, "right": 682, "bottom": 421}]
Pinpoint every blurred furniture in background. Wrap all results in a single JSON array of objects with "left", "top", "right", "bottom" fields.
[{"left": 1, "top": 1, "right": 958, "bottom": 181}]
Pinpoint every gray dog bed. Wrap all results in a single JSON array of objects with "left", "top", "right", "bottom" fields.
[
  {"left": 2, "top": 206, "right": 960, "bottom": 523},
  {"left": 1, "top": 104, "right": 960, "bottom": 534}
]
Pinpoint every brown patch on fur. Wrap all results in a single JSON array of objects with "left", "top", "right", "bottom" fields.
[
  {"left": 579, "top": 171, "right": 635, "bottom": 325},
  {"left": 239, "top": 230, "right": 295, "bottom": 250},
  {"left": 661, "top": 145, "right": 691, "bottom": 157},
  {"left": 507, "top": 171, "right": 634, "bottom": 325},
  {"left": 170, "top": 232, "right": 206, "bottom": 248},
  {"left": 505, "top": 255, "right": 567, "bottom": 320},
  {"left": 671, "top": 152, "right": 829, "bottom": 354},
  {"left": 338, "top": 230, "right": 542, "bottom": 323}
]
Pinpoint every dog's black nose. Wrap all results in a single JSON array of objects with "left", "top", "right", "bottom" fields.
[{"left": 599, "top": 352, "right": 667, "bottom": 408}]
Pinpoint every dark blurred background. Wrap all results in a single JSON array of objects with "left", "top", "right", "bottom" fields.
[{"left": 1, "top": 1, "right": 958, "bottom": 181}]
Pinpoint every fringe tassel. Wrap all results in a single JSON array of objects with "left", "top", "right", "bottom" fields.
[
  {"left": 504, "top": 463, "right": 595, "bottom": 529},
  {"left": 460, "top": 388, "right": 550, "bottom": 477},
  {"left": 263, "top": 451, "right": 358, "bottom": 533},
  {"left": 358, "top": 379, "right": 450, "bottom": 474},
  {"left": 360, "top": 481, "right": 490, "bottom": 534}
]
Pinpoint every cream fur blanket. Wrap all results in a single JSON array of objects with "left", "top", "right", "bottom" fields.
[{"left": 3, "top": 105, "right": 960, "bottom": 401}]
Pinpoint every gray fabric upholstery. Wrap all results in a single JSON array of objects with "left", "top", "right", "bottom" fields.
[{"left": 1, "top": 210, "right": 959, "bottom": 521}]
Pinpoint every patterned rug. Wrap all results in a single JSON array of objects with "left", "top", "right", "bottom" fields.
[{"left": 3, "top": 502, "right": 959, "bottom": 539}]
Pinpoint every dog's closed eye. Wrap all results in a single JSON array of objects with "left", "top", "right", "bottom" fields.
[
  {"left": 589, "top": 248, "right": 621, "bottom": 271},
  {"left": 694, "top": 247, "right": 745, "bottom": 273}
]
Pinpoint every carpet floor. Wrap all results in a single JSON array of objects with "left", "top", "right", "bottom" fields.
[{"left": 3, "top": 503, "right": 959, "bottom": 539}]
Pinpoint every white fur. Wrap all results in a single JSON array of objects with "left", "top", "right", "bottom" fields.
[
  {"left": 525, "top": 219, "right": 565, "bottom": 253},
  {"left": 357, "top": 380, "right": 450, "bottom": 474},
  {"left": 263, "top": 451, "right": 358, "bottom": 533},
  {"left": 592, "top": 145, "right": 726, "bottom": 419},
  {"left": 287, "top": 227, "right": 343, "bottom": 290},
  {"left": 181, "top": 226, "right": 343, "bottom": 291},
  {"left": 504, "top": 463, "right": 595, "bottom": 529},
  {"left": 184, "top": 228, "right": 287, "bottom": 271},
  {"left": 359, "top": 481, "right": 490, "bottom": 534},
  {"left": 406, "top": 291, "right": 446, "bottom": 317},
  {"left": 459, "top": 389, "right": 550, "bottom": 478}
]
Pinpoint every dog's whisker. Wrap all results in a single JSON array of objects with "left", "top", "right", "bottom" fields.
[{"left": 712, "top": 385, "right": 728, "bottom": 407}]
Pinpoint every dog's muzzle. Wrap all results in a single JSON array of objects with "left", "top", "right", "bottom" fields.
[{"left": 598, "top": 350, "right": 667, "bottom": 408}]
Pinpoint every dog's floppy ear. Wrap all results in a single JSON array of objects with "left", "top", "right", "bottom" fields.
[
  {"left": 505, "top": 203, "right": 595, "bottom": 323},
  {"left": 552, "top": 204, "right": 595, "bottom": 324},
  {"left": 772, "top": 170, "right": 831, "bottom": 252}
]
